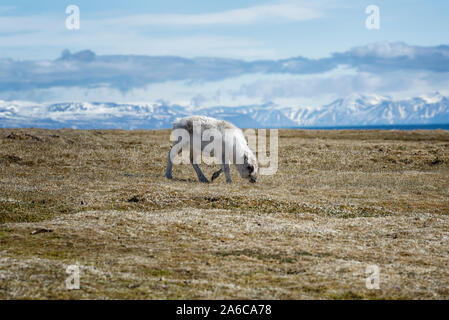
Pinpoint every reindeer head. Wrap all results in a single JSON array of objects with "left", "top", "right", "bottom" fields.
[{"left": 236, "top": 151, "right": 258, "bottom": 183}]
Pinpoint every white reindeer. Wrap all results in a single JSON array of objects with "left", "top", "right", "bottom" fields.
[{"left": 165, "top": 116, "right": 258, "bottom": 183}]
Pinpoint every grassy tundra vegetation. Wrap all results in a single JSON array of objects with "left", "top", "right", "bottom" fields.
[{"left": 0, "top": 128, "right": 448, "bottom": 299}]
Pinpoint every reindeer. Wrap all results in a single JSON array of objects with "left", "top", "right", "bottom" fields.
[{"left": 165, "top": 116, "right": 258, "bottom": 183}]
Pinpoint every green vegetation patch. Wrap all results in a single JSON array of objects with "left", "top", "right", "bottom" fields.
[{"left": 0, "top": 200, "right": 54, "bottom": 224}]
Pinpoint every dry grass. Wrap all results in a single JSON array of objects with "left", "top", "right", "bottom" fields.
[{"left": 0, "top": 128, "right": 448, "bottom": 299}]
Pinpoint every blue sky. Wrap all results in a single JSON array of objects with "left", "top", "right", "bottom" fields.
[{"left": 1, "top": 0, "right": 449, "bottom": 106}]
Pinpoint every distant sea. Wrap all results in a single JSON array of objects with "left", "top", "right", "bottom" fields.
[{"left": 291, "top": 124, "right": 449, "bottom": 130}]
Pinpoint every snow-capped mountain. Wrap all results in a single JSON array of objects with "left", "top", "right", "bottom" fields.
[{"left": 1, "top": 93, "right": 449, "bottom": 129}]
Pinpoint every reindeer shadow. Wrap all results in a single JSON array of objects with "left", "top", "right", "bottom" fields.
[{"left": 167, "top": 177, "right": 202, "bottom": 183}]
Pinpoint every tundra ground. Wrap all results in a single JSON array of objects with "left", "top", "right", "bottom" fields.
[{"left": 0, "top": 128, "right": 448, "bottom": 299}]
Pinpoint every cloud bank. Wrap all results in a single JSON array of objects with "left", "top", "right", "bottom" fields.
[
  {"left": 1, "top": 42, "right": 449, "bottom": 91},
  {"left": 1, "top": 42, "right": 449, "bottom": 106}
]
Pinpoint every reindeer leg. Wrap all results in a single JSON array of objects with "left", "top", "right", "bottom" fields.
[
  {"left": 165, "top": 138, "right": 183, "bottom": 179},
  {"left": 220, "top": 152, "right": 232, "bottom": 183},
  {"left": 211, "top": 168, "right": 223, "bottom": 182},
  {"left": 192, "top": 164, "right": 209, "bottom": 183},
  {"left": 222, "top": 163, "right": 232, "bottom": 183},
  {"left": 165, "top": 147, "right": 174, "bottom": 179},
  {"left": 190, "top": 153, "right": 209, "bottom": 183}
]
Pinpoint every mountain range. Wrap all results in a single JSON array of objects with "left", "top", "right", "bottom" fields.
[{"left": 1, "top": 93, "right": 448, "bottom": 129}]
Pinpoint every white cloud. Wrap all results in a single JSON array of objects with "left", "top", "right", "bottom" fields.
[
  {"left": 227, "top": 69, "right": 449, "bottom": 106},
  {"left": 0, "top": 16, "right": 59, "bottom": 33},
  {"left": 351, "top": 42, "right": 417, "bottom": 59},
  {"left": 0, "top": 30, "right": 275, "bottom": 59},
  {"left": 103, "top": 3, "right": 323, "bottom": 27},
  {"left": 0, "top": 2, "right": 324, "bottom": 59},
  {"left": 4, "top": 67, "right": 449, "bottom": 109}
]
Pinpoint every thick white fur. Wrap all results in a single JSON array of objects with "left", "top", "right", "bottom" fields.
[{"left": 165, "top": 115, "right": 258, "bottom": 183}]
